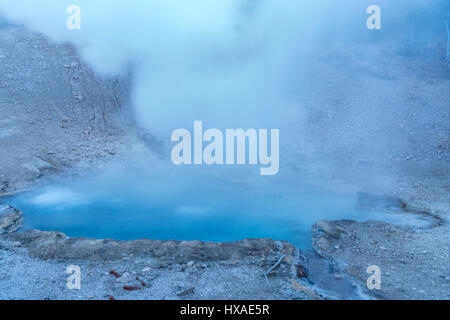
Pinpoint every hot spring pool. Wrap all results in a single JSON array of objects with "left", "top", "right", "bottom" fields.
[{"left": 3, "top": 167, "right": 427, "bottom": 248}]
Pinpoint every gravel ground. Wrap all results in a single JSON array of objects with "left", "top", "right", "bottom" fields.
[
  {"left": 312, "top": 217, "right": 450, "bottom": 300},
  {"left": 0, "top": 26, "right": 133, "bottom": 195},
  {"left": 0, "top": 238, "right": 301, "bottom": 300}
]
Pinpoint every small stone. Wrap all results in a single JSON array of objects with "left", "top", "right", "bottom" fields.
[
  {"left": 74, "top": 93, "right": 84, "bottom": 101},
  {"left": 116, "top": 272, "right": 133, "bottom": 283},
  {"left": 123, "top": 285, "right": 141, "bottom": 291},
  {"left": 0, "top": 205, "right": 23, "bottom": 234},
  {"left": 295, "top": 264, "right": 308, "bottom": 278},
  {"left": 104, "top": 149, "right": 116, "bottom": 155},
  {"left": 274, "top": 241, "right": 284, "bottom": 250},
  {"left": 176, "top": 287, "right": 195, "bottom": 297}
]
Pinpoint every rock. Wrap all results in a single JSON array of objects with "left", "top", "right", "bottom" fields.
[
  {"left": 295, "top": 264, "right": 308, "bottom": 278},
  {"left": 176, "top": 287, "right": 195, "bottom": 297},
  {"left": 0, "top": 204, "right": 23, "bottom": 234},
  {"left": 314, "top": 220, "right": 346, "bottom": 240},
  {"left": 113, "top": 271, "right": 146, "bottom": 289},
  {"left": 6, "top": 231, "right": 298, "bottom": 263},
  {"left": 104, "top": 149, "right": 116, "bottom": 155},
  {"left": 123, "top": 285, "right": 141, "bottom": 291},
  {"left": 22, "top": 157, "right": 56, "bottom": 175},
  {"left": 74, "top": 93, "right": 84, "bottom": 101},
  {"left": 13, "top": 241, "right": 22, "bottom": 247},
  {"left": 274, "top": 241, "right": 284, "bottom": 250},
  {"left": 311, "top": 220, "right": 350, "bottom": 254},
  {"left": 357, "top": 192, "right": 406, "bottom": 211},
  {"left": 116, "top": 272, "right": 133, "bottom": 283}
]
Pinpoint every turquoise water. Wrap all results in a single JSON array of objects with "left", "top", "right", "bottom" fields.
[{"left": 4, "top": 166, "right": 420, "bottom": 248}]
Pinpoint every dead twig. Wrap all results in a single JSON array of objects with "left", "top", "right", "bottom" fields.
[
  {"left": 263, "top": 273, "right": 271, "bottom": 287},
  {"left": 265, "top": 255, "right": 286, "bottom": 275},
  {"left": 262, "top": 255, "right": 286, "bottom": 287}
]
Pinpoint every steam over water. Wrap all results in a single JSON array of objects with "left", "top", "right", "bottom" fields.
[
  {"left": 6, "top": 166, "right": 431, "bottom": 247},
  {"left": 1, "top": 1, "right": 447, "bottom": 243},
  {"left": 0, "top": 0, "right": 445, "bottom": 133}
]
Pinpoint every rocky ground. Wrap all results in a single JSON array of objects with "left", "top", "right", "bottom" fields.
[
  {"left": 312, "top": 195, "right": 450, "bottom": 300},
  {"left": 0, "top": 205, "right": 369, "bottom": 300},
  {"left": 0, "top": 226, "right": 308, "bottom": 300},
  {"left": 0, "top": 25, "right": 449, "bottom": 300},
  {"left": 0, "top": 26, "right": 134, "bottom": 196}
]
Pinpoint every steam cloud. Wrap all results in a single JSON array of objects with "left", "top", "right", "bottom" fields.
[
  {"left": 0, "top": 0, "right": 447, "bottom": 189},
  {"left": 0, "top": 0, "right": 444, "bottom": 132}
]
